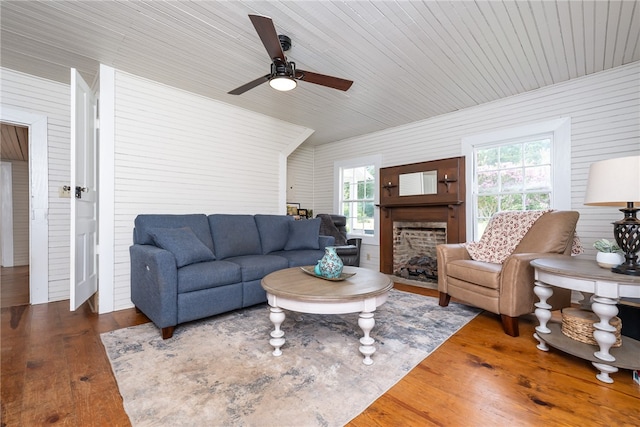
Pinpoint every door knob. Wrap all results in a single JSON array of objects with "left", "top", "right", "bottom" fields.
[{"left": 75, "top": 186, "right": 88, "bottom": 199}]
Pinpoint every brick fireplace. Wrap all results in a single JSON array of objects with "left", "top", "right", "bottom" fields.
[
  {"left": 379, "top": 157, "right": 466, "bottom": 283},
  {"left": 393, "top": 221, "right": 447, "bottom": 282}
]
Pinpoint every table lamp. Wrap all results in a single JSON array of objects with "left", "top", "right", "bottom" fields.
[{"left": 584, "top": 155, "right": 640, "bottom": 276}]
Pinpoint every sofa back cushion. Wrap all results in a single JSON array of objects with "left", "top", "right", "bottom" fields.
[
  {"left": 208, "top": 214, "right": 262, "bottom": 259},
  {"left": 255, "top": 214, "right": 293, "bottom": 254},
  {"left": 284, "top": 217, "right": 321, "bottom": 250},
  {"left": 134, "top": 214, "right": 214, "bottom": 252}
]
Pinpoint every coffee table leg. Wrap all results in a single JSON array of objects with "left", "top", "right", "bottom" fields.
[
  {"left": 358, "top": 311, "right": 376, "bottom": 365},
  {"left": 269, "top": 306, "right": 286, "bottom": 357}
]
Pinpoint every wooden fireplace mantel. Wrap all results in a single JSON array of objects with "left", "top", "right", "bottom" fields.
[{"left": 378, "top": 156, "right": 466, "bottom": 275}]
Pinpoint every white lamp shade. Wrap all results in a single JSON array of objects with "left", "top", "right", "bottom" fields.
[
  {"left": 584, "top": 155, "right": 640, "bottom": 206},
  {"left": 269, "top": 76, "right": 297, "bottom": 91}
]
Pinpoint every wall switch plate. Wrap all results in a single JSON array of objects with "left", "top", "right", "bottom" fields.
[{"left": 59, "top": 186, "right": 71, "bottom": 198}]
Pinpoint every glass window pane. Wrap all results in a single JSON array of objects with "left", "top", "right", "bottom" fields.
[
  {"left": 357, "top": 181, "right": 365, "bottom": 199},
  {"left": 525, "top": 139, "right": 551, "bottom": 166},
  {"left": 499, "top": 145, "right": 522, "bottom": 168},
  {"left": 477, "top": 195, "right": 499, "bottom": 219},
  {"left": 500, "top": 168, "right": 524, "bottom": 192},
  {"left": 525, "top": 193, "right": 550, "bottom": 210},
  {"left": 365, "top": 179, "right": 375, "bottom": 199},
  {"left": 525, "top": 165, "right": 551, "bottom": 190},
  {"left": 342, "top": 181, "right": 350, "bottom": 200},
  {"left": 477, "top": 147, "right": 499, "bottom": 171},
  {"left": 477, "top": 170, "right": 499, "bottom": 194},
  {"left": 500, "top": 194, "right": 523, "bottom": 211}
]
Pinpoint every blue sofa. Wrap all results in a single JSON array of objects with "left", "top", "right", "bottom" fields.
[{"left": 130, "top": 214, "right": 334, "bottom": 338}]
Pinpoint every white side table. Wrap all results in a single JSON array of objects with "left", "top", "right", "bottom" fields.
[{"left": 531, "top": 257, "right": 640, "bottom": 384}]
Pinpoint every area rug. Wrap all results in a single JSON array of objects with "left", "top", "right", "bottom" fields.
[{"left": 101, "top": 289, "right": 480, "bottom": 426}]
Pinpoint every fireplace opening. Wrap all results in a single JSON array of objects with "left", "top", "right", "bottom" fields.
[{"left": 393, "top": 221, "right": 447, "bottom": 283}]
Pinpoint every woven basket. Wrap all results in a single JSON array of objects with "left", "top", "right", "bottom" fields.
[{"left": 561, "top": 308, "right": 622, "bottom": 347}]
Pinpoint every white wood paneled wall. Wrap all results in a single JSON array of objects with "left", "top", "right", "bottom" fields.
[
  {"left": 0, "top": 68, "right": 70, "bottom": 301},
  {"left": 300, "top": 62, "right": 640, "bottom": 270},
  {"left": 111, "top": 71, "right": 313, "bottom": 310},
  {"left": 286, "top": 146, "right": 315, "bottom": 212},
  {"left": 10, "top": 160, "right": 29, "bottom": 266}
]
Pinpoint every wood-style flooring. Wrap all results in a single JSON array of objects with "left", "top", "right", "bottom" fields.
[
  {"left": 1, "top": 266, "right": 29, "bottom": 308},
  {"left": 1, "top": 276, "right": 638, "bottom": 426}
]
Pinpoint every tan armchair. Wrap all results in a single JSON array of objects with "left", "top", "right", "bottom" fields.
[{"left": 437, "top": 210, "right": 579, "bottom": 336}]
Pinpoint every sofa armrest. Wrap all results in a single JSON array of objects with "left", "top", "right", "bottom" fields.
[
  {"left": 130, "top": 244, "right": 179, "bottom": 329},
  {"left": 436, "top": 244, "right": 470, "bottom": 293},
  {"left": 499, "top": 253, "right": 572, "bottom": 317}
]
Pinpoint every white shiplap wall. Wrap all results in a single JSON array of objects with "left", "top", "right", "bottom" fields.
[
  {"left": 111, "top": 71, "right": 313, "bottom": 310},
  {"left": 299, "top": 62, "right": 640, "bottom": 270},
  {"left": 286, "top": 146, "right": 315, "bottom": 213},
  {"left": 11, "top": 160, "right": 29, "bottom": 265},
  {"left": 0, "top": 67, "right": 71, "bottom": 301}
]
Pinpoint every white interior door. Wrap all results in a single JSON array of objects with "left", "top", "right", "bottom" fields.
[{"left": 70, "top": 69, "right": 98, "bottom": 311}]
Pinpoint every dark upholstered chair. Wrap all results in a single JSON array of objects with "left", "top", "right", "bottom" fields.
[{"left": 316, "top": 214, "right": 362, "bottom": 266}]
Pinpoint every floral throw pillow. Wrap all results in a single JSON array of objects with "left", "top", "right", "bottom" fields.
[{"left": 465, "top": 210, "right": 550, "bottom": 264}]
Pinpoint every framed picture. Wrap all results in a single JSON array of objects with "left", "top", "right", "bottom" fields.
[
  {"left": 286, "top": 202, "right": 300, "bottom": 216},
  {"left": 298, "top": 208, "right": 308, "bottom": 218}
]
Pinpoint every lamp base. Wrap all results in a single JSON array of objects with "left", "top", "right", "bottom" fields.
[{"left": 612, "top": 263, "right": 640, "bottom": 276}]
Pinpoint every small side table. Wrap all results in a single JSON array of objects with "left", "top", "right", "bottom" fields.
[{"left": 531, "top": 257, "right": 640, "bottom": 384}]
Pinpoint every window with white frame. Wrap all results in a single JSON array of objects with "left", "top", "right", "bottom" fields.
[
  {"left": 334, "top": 155, "right": 381, "bottom": 244},
  {"left": 463, "top": 118, "right": 571, "bottom": 240}
]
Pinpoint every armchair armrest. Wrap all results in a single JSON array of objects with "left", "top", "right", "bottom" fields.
[
  {"left": 436, "top": 243, "right": 471, "bottom": 293},
  {"left": 499, "top": 253, "right": 572, "bottom": 317},
  {"left": 129, "top": 244, "right": 179, "bottom": 329}
]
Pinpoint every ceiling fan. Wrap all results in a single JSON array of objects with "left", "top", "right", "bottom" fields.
[{"left": 228, "top": 14, "right": 354, "bottom": 95}]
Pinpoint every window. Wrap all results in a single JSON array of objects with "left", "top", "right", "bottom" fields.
[
  {"left": 334, "top": 155, "right": 381, "bottom": 244},
  {"left": 475, "top": 135, "right": 552, "bottom": 237},
  {"left": 463, "top": 118, "right": 571, "bottom": 240}
]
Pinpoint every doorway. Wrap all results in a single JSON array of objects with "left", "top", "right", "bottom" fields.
[
  {"left": 0, "top": 123, "right": 29, "bottom": 307},
  {"left": 0, "top": 108, "right": 48, "bottom": 306}
]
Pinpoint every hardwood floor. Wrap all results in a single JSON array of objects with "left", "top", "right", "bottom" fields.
[
  {"left": 1, "top": 281, "right": 638, "bottom": 426},
  {"left": 1, "top": 266, "right": 29, "bottom": 308}
]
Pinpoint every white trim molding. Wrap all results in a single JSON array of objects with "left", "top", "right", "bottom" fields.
[{"left": 0, "top": 107, "right": 49, "bottom": 304}]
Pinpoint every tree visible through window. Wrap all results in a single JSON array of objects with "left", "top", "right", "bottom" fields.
[
  {"left": 340, "top": 165, "right": 375, "bottom": 236},
  {"left": 475, "top": 135, "right": 552, "bottom": 238}
]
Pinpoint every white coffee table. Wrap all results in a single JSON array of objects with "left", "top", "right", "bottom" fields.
[{"left": 260, "top": 266, "right": 393, "bottom": 365}]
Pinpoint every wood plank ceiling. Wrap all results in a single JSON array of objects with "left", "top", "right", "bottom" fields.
[
  {"left": 1, "top": 1, "right": 638, "bottom": 146},
  {"left": 0, "top": 124, "right": 28, "bottom": 162}
]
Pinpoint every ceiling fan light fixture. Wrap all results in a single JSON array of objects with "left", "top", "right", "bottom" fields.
[{"left": 269, "top": 75, "right": 297, "bottom": 91}]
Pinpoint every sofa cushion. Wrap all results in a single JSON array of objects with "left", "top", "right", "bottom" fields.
[
  {"left": 134, "top": 214, "right": 214, "bottom": 251},
  {"left": 148, "top": 227, "right": 215, "bottom": 268},
  {"left": 177, "top": 260, "right": 242, "bottom": 293},
  {"left": 208, "top": 214, "right": 262, "bottom": 259},
  {"left": 255, "top": 214, "right": 293, "bottom": 254},
  {"left": 284, "top": 218, "right": 321, "bottom": 250},
  {"left": 224, "top": 255, "right": 289, "bottom": 282},
  {"left": 272, "top": 249, "right": 325, "bottom": 267}
]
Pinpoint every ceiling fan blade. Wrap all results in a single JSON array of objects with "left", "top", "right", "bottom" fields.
[
  {"left": 228, "top": 74, "right": 271, "bottom": 95},
  {"left": 249, "top": 14, "right": 286, "bottom": 63},
  {"left": 295, "top": 69, "right": 353, "bottom": 91}
]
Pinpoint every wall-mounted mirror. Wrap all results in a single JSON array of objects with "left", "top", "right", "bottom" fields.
[{"left": 399, "top": 170, "right": 438, "bottom": 196}]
